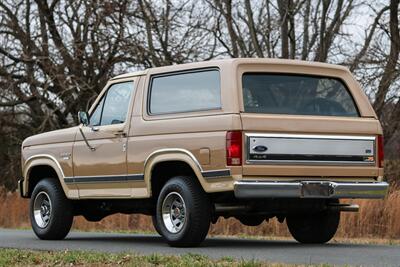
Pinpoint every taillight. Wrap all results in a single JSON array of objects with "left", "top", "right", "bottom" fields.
[
  {"left": 226, "top": 131, "right": 242, "bottom": 166},
  {"left": 377, "top": 135, "right": 384, "bottom": 168}
]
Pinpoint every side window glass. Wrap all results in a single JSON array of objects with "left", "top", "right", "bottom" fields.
[
  {"left": 149, "top": 69, "right": 221, "bottom": 114},
  {"left": 101, "top": 82, "right": 134, "bottom": 125},
  {"left": 89, "top": 97, "right": 105, "bottom": 126}
]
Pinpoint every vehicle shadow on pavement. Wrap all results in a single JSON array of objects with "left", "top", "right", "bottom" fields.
[{"left": 64, "top": 234, "right": 366, "bottom": 248}]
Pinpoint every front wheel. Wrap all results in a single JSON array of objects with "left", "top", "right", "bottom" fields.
[
  {"left": 30, "top": 178, "right": 73, "bottom": 240},
  {"left": 286, "top": 209, "right": 340, "bottom": 244},
  {"left": 151, "top": 215, "right": 162, "bottom": 235},
  {"left": 155, "top": 176, "right": 211, "bottom": 247}
]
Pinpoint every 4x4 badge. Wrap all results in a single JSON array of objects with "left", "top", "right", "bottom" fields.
[{"left": 60, "top": 152, "right": 71, "bottom": 160}]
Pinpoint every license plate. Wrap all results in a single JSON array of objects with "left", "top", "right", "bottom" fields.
[{"left": 301, "top": 182, "right": 332, "bottom": 198}]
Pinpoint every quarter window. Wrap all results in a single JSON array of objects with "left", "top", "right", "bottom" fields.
[
  {"left": 89, "top": 82, "right": 134, "bottom": 126},
  {"left": 149, "top": 69, "right": 221, "bottom": 114}
]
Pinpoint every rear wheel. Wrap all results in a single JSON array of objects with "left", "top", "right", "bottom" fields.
[
  {"left": 30, "top": 178, "right": 73, "bottom": 240},
  {"left": 286, "top": 209, "right": 340, "bottom": 244},
  {"left": 155, "top": 176, "right": 211, "bottom": 247}
]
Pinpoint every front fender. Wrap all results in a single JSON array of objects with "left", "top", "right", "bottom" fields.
[{"left": 23, "top": 154, "right": 78, "bottom": 199}]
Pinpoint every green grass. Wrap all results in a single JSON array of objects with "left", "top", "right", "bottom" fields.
[{"left": 0, "top": 248, "right": 333, "bottom": 267}]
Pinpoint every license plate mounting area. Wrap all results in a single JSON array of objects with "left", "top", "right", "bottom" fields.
[{"left": 301, "top": 181, "right": 333, "bottom": 198}]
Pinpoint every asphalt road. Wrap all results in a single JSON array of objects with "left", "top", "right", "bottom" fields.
[{"left": 0, "top": 229, "right": 399, "bottom": 266}]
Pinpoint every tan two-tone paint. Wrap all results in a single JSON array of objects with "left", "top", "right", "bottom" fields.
[{"left": 21, "top": 58, "right": 384, "bottom": 200}]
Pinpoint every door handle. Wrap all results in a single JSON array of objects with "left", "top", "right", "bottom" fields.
[{"left": 113, "top": 130, "right": 127, "bottom": 137}]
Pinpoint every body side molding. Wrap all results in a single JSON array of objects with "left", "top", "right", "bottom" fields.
[
  {"left": 201, "top": 169, "right": 231, "bottom": 179},
  {"left": 64, "top": 174, "right": 145, "bottom": 184}
]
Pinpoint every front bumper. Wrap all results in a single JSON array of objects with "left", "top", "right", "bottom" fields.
[
  {"left": 234, "top": 180, "right": 389, "bottom": 199},
  {"left": 18, "top": 179, "right": 27, "bottom": 198}
]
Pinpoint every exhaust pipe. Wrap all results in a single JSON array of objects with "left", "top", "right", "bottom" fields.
[
  {"left": 214, "top": 204, "right": 249, "bottom": 213},
  {"left": 327, "top": 203, "right": 359, "bottom": 212}
]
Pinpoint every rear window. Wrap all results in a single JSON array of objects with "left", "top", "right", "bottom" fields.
[
  {"left": 149, "top": 69, "right": 221, "bottom": 114},
  {"left": 242, "top": 73, "right": 359, "bottom": 117}
]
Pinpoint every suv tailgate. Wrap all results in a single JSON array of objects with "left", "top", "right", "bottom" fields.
[{"left": 241, "top": 114, "right": 382, "bottom": 180}]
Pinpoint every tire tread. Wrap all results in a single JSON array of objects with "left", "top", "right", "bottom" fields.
[
  {"left": 30, "top": 178, "right": 73, "bottom": 240},
  {"left": 156, "top": 176, "right": 210, "bottom": 247}
]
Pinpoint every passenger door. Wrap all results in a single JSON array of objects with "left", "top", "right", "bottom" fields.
[{"left": 73, "top": 80, "right": 136, "bottom": 198}]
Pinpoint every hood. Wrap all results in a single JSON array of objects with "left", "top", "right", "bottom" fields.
[{"left": 22, "top": 126, "right": 79, "bottom": 148}]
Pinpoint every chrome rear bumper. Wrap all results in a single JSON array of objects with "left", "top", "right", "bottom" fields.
[{"left": 234, "top": 180, "right": 389, "bottom": 199}]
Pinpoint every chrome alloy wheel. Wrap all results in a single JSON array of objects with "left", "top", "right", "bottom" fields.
[
  {"left": 33, "top": 191, "right": 52, "bottom": 228},
  {"left": 162, "top": 192, "right": 187, "bottom": 233}
]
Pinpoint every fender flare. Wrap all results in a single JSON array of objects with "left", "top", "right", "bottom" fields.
[
  {"left": 23, "top": 154, "right": 76, "bottom": 198},
  {"left": 143, "top": 148, "right": 207, "bottom": 197}
]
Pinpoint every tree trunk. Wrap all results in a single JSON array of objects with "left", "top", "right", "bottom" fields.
[{"left": 373, "top": 0, "right": 400, "bottom": 119}]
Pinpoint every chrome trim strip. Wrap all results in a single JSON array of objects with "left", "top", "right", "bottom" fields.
[
  {"left": 245, "top": 133, "right": 376, "bottom": 140},
  {"left": 234, "top": 180, "right": 389, "bottom": 199},
  {"left": 245, "top": 133, "right": 377, "bottom": 166},
  {"left": 246, "top": 160, "right": 376, "bottom": 166},
  {"left": 201, "top": 169, "right": 231, "bottom": 179}
]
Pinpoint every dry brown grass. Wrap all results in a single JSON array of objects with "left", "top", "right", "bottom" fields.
[
  {"left": 0, "top": 188, "right": 30, "bottom": 229},
  {"left": 1, "top": 187, "right": 400, "bottom": 240}
]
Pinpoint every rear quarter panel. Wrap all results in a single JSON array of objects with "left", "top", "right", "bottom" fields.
[{"left": 126, "top": 62, "right": 242, "bottom": 197}]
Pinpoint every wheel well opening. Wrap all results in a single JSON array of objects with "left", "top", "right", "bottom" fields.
[
  {"left": 150, "top": 161, "right": 197, "bottom": 200},
  {"left": 28, "top": 165, "right": 59, "bottom": 197}
]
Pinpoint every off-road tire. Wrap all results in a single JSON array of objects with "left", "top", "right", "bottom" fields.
[
  {"left": 151, "top": 215, "right": 162, "bottom": 235},
  {"left": 30, "top": 178, "right": 73, "bottom": 240},
  {"left": 155, "top": 176, "right": 211, "bottom": 247},
  {"left": 286, "top": 209, "right": 340, "bottom": 244}
]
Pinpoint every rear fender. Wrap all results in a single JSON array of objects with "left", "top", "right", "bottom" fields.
[{"left": 144, "top": 149, "right": 206, "bottom": 197}]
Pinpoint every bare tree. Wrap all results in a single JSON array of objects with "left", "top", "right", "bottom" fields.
[
  {"left": 0, "top": 0, "right": 399, "bottom": 189},
  {"left": 373, "top": 0, "right": 400, "bottom": 117},
  {"left": 0, "top": 0, "right": 217, "bottom": 189}
]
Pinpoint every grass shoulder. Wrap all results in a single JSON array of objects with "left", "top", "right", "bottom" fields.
[{"left": 0, "top": 248, "right": 335, "bottom": 267}]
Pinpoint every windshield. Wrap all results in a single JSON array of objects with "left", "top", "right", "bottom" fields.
[{"left": 242, "top": 73, "right": 359, "bottom": 117}]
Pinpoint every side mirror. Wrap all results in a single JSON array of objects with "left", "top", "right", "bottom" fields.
[{"left": 78, "top": 111, "right": 90, "bottom": 126}]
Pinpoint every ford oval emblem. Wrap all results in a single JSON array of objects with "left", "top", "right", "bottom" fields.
[{"left": 253, "top": 145, "right": 268, "bottom": 152}]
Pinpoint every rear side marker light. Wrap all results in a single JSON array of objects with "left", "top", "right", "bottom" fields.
[{"left": 377, "top": 135, "right": 384, "bottom": 168}]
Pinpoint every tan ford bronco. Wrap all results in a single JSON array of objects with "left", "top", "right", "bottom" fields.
[{"left": 19, "top": 58, "right": 388, "bottom": 247}]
